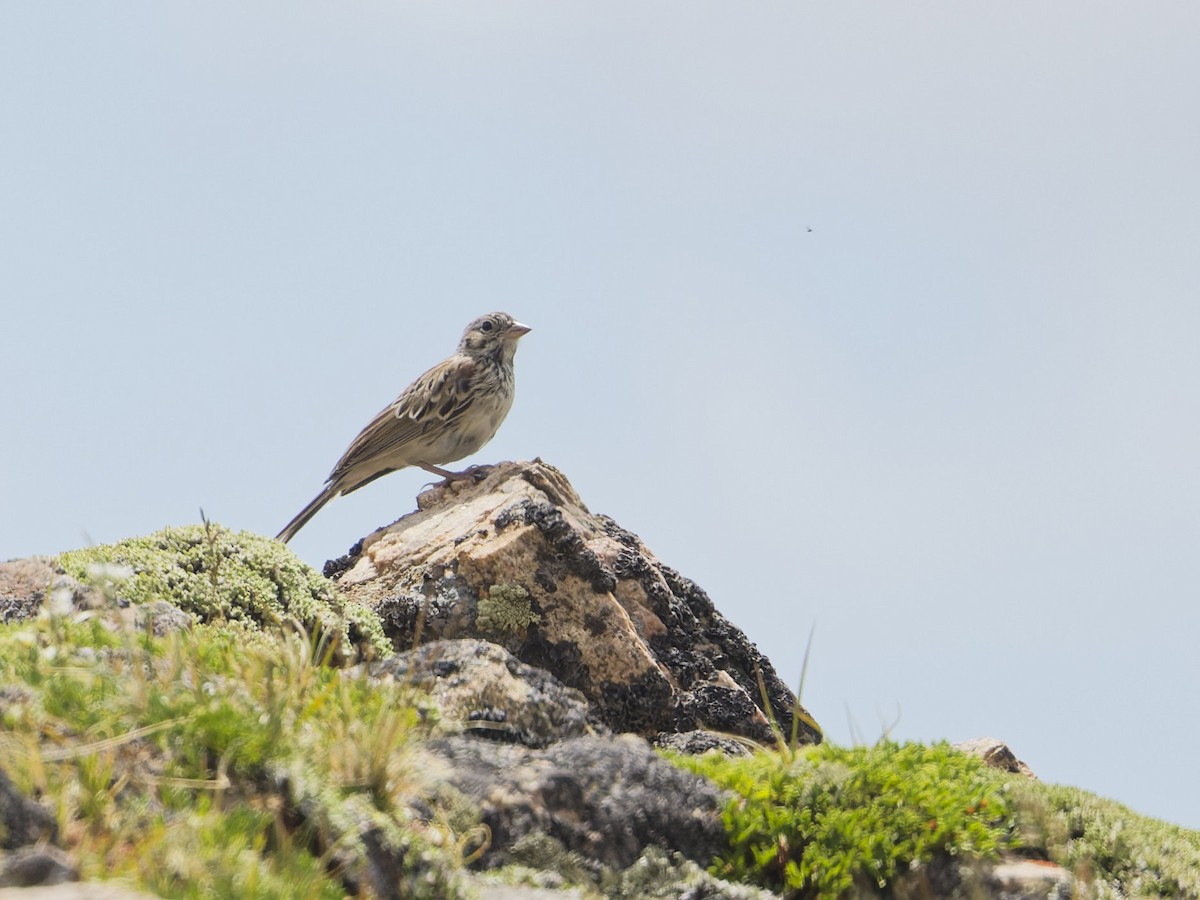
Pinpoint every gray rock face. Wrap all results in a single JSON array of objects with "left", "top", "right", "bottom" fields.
[
  {"left": 332, "top": 460, "right": 820, "bottom": 746},
  {"left": 372, "top": 639, "right": 593, "bottom": 747},
  {"left": 427, "top": 734, "right": 728, "bottom": 872},
  {"left": 654, "top": 730, "right": 752, "bottom": 757}
]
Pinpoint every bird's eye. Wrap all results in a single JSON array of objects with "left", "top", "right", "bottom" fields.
[{"left": 480, "top": 320, "right": 495, "bottom": 332}]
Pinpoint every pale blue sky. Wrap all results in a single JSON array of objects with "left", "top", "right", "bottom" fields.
[{"left": 3, "top": 4, "right": 1198, "bottom": 829}]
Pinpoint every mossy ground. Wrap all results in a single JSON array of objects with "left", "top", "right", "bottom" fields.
[
  {"left": 58, "top": 522, "right": 391, "bottom": 660},
  {"left": 671, "top": 741, "right": 1200, "bottom": 899},
  {"left": 0, "top": 603, "right": 464, "bottom": 898},
  {"left": 674, "top": 741, "right": 1012, "bottom": 897}
]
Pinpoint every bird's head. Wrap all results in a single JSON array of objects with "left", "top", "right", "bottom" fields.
[{"left": 458, "top": 312, "right": 531, "bottom": 362}]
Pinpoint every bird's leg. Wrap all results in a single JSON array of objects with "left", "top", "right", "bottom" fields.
[
  {"left": 417, "top": 462, "right": 462, "bottom": 480},
  {"left": 417, "top": 462, "right": 493, "bottom": 483},
  {"left": 417, "top": 462, "right": 480, "bottom": 482}
]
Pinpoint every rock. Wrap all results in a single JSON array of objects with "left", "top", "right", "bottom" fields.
[
  {"left": 987, "top": 858, "right": 1074, "bottom": 899},
  {"left": 955, "top": 737, "right": 1036, "bottom": 778},
  {"left": 371, "top": 639, "right": 593, "bottom": 747},
  {"left": 486, "top": 841, "right": 781, "bottom": 900},
  {"left": 654, "top": 730, "right": 752, "bottom": 757},
  {"left": 0, "top": 846, "right": 77, "bottom": 888},
  {"left": 0, "top": 768, "right": 56, "bottom": 851},
  {"left": 427, "top": 733, "right": 727, "bottom": 872},
  {"left": 334, "top": 460, "right": 819, "bottom": 745},
  {"left": 891, "top": 853, "right": 1075, "bottom": 900},
  {"left": 602, "top": 846, "right": 782, "bottom": 899},
  {"left": 0, "top": 557, "right": 140, "bottom": 624},
  {"left": 135, "top": 600, "right": 193, "bottom": 636},
  {"left": 0, "top": 558, "right": 58, "bottom": 623}
]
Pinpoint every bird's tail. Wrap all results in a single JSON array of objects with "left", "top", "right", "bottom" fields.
[{"left": 276, "top": 483, "right": 339, "bottom": 543}]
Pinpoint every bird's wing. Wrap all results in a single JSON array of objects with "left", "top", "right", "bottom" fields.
[{"left": 328, "top": 355, "right": 478, "bottom": 482}]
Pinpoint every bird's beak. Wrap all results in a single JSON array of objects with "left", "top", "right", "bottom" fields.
[{"left": 509, "top": 321, "right": 531, "bottom": 338}]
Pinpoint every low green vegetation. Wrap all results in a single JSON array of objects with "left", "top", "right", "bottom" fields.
[
  {"left": 671, "top": 741, "right": 1200, "bottom": 899},
  {"left": 58, "top": 521, "right": 391, "bottom": 660},
  {"left": 675, "top": 741, "right": 1012, "bottom": 896},
  {"left": 0, "top": 601, "right": 463, "bottom": 898},
  {"left": 1006, "top": 778, "right": 1200, "bottom": 898}
]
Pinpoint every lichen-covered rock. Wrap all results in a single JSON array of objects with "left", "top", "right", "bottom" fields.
[
  {"left": 654, "top": 730, "right": 752, "bottom": 758},
  {"left": 427, "top": 734, "right": 727, "bottom": 872},
  {"left": 476, "top": 584, "right": 541, "bottom": 635},
  {"left": 371, "top": 639, "right": 592, "bottom": 748},
  {"left": 332, "top": 460, "right": 819, "bottom": 745},
  {"left": 483, "top": 841, "right": 781, "bottom": 900},
  {"left": 0, "top": 558, "right": 58, "bottom": 624}
]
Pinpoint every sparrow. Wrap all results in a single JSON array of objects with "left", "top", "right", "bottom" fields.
[{"left": 277, "top": 312, "right": 530, "bottom": 543}]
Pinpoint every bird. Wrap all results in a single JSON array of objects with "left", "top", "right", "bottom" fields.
[{"left": 276, "top": 312, "right": 531, "bottom": 543}]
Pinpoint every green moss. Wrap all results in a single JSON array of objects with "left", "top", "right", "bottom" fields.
[
  {"left": 673, "top": 741, "right": 1013, "bottom": 897},
  {"left": 672, "top": 741, "right": 1200, "bottom": 899},
  {"left": 0, "top": 608, "right": 464, "bottom": 898},
  {"left": 58, "top": 522, "right": 390, "bottom": 660},
  {"left": 475, "top": 583, "right": 540, "bottom": 634}
]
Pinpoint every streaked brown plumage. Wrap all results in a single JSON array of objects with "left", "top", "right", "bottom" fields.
[{"left": 277, "top": 312, "right": 530, "bottom": 543}]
